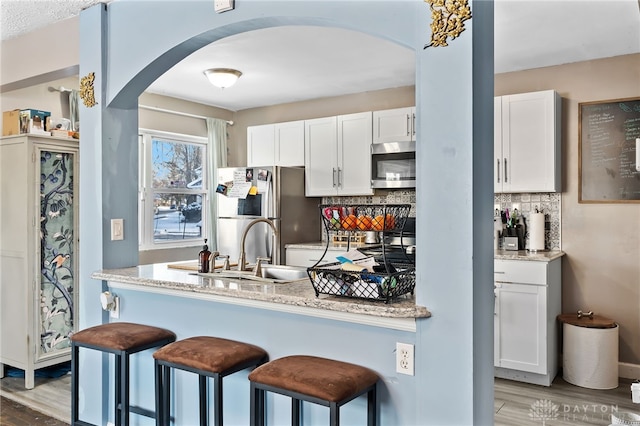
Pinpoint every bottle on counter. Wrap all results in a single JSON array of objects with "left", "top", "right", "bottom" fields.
[{"left": 198, "top": 239, "right": 212, "bottom": 273}]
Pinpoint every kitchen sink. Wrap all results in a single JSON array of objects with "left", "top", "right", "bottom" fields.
[
  {"left": 198, "top": 264, "right": 308, "bottom": 284},
  {"left": 260, "top": 264, "right": 308, "bottom": 281}
]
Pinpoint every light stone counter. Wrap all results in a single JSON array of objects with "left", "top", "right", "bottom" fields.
[
  {"left": 92, "top": 263, "right": 430, "bottom": 332},
  {"left": 494, "top": 250, "right": 565, "bottom": 262}
]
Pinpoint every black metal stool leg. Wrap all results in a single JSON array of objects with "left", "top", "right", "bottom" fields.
[
  {"left": 71, "top": 343, "right": 80, "bottom": 424},
  {"left": 292, "top": 398, "right": 301, "bottom": 426},
  {"left": 121, "top": 352, "right": 131, "bottom": 426},
  {"left": 250, "top": 382, "right": 264, "bottom": 426},
  {"left": 115, "top": 353, "right": 122, "bottom": 426},
  {"left": 212, "top": 374, "right": 223, "bottom": 426},
  {"left": 329, "top": 402, "right": 339, "bottom": 426},
  {"left": 154, "top": 360, "right": 163, "bottom": 426},
  {"left": 367, "top": 387, "right": 376, "bottom": 426},
  {"left": 199, "top": 374, "right": 209, "bottom": 426},
  {"left": 163, "top": 365, "right": 171, "bottom": 425}
]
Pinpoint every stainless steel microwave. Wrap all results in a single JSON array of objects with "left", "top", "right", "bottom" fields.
[{"left": 371, "top": 141, "right": 416, "bottom": 189}]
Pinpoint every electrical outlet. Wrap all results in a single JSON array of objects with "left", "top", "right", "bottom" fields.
[
  {"left": 110, "top": 296, "right": 120, "bottom": 319},
  {"left": 214, "top": 0, "right": 234, "bottom": 13},
  {"left": 396, "top": 342, "right": 414, "bottom": 376}
]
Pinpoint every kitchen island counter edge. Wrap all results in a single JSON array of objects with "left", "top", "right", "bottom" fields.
[{"left": 92, "top": 263, "right": 430, "bottom": 332}]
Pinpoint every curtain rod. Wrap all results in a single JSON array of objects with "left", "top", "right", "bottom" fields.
[
  {"left": 48, "top": 86, "right": 72, "bottom": 93},
  {"left": 139, "top": 104, "right": 233, "bottom": 125}
]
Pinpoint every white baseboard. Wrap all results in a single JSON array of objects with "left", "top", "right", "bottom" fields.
[{"left": 619, "top": 362, "right": 640, "bottom": 380}]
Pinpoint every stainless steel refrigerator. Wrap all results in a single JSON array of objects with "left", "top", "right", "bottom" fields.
[{"left": 216, "top": 166, "right": 321, "bottom": 265}]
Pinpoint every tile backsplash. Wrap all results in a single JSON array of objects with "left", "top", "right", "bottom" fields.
[
  {"left": 323, "top": 190, "right": 417, "bottom": 217},
  {"left": 494, "top": 192, "right": 562, "bottom": 250},
  {"left": 321, "top": 190, "right": 561, "bottom": 250}
]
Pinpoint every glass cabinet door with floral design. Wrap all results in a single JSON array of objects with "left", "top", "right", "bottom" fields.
[{"left": 36, "top": 146, "right": 79, "bottom": 361}]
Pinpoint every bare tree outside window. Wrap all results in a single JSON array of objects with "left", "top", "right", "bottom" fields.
[{"left": 139, "top": 132, "right": 208, "bottom": 249}]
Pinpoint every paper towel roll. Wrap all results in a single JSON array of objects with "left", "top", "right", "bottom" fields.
[{"left": 529, "top": 213, "right": 545, "bottom": 251}]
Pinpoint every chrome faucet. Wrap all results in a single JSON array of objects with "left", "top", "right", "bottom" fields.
[{"left": 238, "top": 218, "right": 278, "bottom": 271}]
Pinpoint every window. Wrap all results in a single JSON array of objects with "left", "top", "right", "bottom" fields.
[{"left": 139, "top": 130, "right": 208, "bottom": 249}]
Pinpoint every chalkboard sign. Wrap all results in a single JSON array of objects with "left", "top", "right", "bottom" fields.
[{"left": 579, "top": 97, "right": 640, "bottom": 203}]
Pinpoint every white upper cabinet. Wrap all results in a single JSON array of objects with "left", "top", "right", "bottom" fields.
[
  {"left": 372, "top": 106, "right": 416, "bottom": 144},
  {"left": 305, "top": 112, "right": 373, "bottom": 197},
  {"left": 247, "top": 124, "right": 275, "bottom": 167},
  {"left": 274, "top": 120, "right": 305, "bottom": 167},
  {"left": 495, "top": 90, "right": 561, "bottom": 193},
  {"left": 247, "top": 120, "right": 305, "bottom": 167}
]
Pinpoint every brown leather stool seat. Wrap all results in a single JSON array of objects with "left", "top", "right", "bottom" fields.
[
  {"left": 153, "top": 336, "right": 268, "bottom": 426},
  {"left": 248, "top": 355, "right": 379, "bottom": 426},
  {"left": 71, "top": 322, "right": 176, "bottom": 426}
]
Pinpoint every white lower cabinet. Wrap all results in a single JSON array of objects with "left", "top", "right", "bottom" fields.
[{"left": 494, "top": 258, "right": 561, "bottom": 386}]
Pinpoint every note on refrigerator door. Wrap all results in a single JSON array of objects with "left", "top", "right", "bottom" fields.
[
  {"left": 256, "top": 168, "right": 269, "bottom": 194},
  {"left": 233, "top": 170, "right": 246, "bottom": 184},
  {"left": 227, "top": 182, "right": 252, "bottom": 198}
]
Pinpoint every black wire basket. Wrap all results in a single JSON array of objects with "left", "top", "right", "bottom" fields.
[
  {"left": 319, "top": 204, "right": 411, "bottom": 233},
  {"left": 307, "top": 262, "right": 416, "bottom": 304}
]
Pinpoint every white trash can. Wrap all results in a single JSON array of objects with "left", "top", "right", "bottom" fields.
[{"left": 558, "top": 313, "right": 618, "bottom": 390}]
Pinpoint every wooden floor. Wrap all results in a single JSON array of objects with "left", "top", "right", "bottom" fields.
[{"left": 1, "top": 372, "right": 638, "bottom": 425}]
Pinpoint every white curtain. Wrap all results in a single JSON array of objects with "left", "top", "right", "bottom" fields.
[{"left": 206, "top": 118, "right": 228, "bottom": 250}]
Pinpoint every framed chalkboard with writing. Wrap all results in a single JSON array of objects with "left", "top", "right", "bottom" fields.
[{"left": 579, "top": 97, "right": 640, "bottom": 203}]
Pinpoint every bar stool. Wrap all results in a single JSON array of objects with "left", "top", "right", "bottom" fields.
[
  {"left": 153, "top": 336, "right": 268, "bottom": 426},
  {"left": 248, "top": 355, "right": 379, "bottom": 426},
  {"left": 71, "top": 322, "right": 176, "bottom": 426}
]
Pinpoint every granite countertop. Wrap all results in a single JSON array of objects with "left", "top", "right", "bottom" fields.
[
  {"left": 91, "top": 263, "right": 430, "bottom": 320},
  {"left": 494, "top": 250, "right": 565, "bottom": 261},
  {"left": 292, "top": 242, "right": 565, "bottom": 262}
]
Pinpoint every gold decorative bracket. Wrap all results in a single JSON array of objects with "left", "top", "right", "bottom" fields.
[
  {"left": 424, "top": 0, "right": 472, "bottom": 49},
  {"left": 79, "top": 72, "right": 97, "bottom": 108}
]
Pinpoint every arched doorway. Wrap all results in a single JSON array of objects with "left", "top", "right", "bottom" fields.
[{"left": 79, "top": 2, "right": 494, "bottom": 424}]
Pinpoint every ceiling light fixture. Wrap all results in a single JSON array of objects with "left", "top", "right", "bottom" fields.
[{"left": 203, "top": 68, "right": 242, "bottom": 89}]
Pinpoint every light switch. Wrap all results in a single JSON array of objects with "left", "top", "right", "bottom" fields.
[
  {"left": 214, "top": 0, "right": 234, "bottom": 13},
  {"left": 111, "top": 218, "right": 124, "bottom": 241}
]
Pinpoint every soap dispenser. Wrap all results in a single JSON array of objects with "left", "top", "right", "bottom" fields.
[{"left": 198, "top": 239, "right": 212, "bottom": 273}]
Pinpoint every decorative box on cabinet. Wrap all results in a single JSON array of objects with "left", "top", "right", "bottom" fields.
[
  {"left": 494, "top": 258, "right": 561, "bottom": 386},
  {"left": 304, "top": 112, "right": 373, "bottom": 197},
  {"left": 247, "top": 120, "right": 305, "bottom": 167},
  {"left": 0, "top": 134, "right": 79, "bottom": 389},
  {"left": 372, "top": 107, "right": 416, "bottom": 144},
  {"left": 494, "top": 90, "right": 561, "bottom": 193}
]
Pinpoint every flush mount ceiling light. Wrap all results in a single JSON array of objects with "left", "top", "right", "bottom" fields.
[{"left": 203, "top": 68, "right": 242, "bottom": 89}]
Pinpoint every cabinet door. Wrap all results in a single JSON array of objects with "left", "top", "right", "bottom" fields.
[
  {"left": 275, "top": 120, "right": 305, "bottom": 167},
  {"left": 337, "top": 112, "right": 373, "bottom": 196},
  {"left": 494, "top": 97, "right": 504, "bottom": 193},
  {"left": 36, "top": 145, "right": 79, "bottom": 361},
  {"left": 305, "top": 117, "right": 338, "bottom": 196},
  {"left": 501, "top": 90, "right": 559, "bottom": 192},
  {"left": 494, "top": 282, "right": 547, "bottom": 374},
  {"left": 247, "top": 124, "right": 275, "bottom": 167},
  {"left": 373, "top": 107, "right": 415, "bottom": 143}
]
